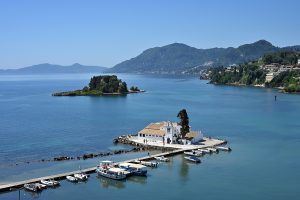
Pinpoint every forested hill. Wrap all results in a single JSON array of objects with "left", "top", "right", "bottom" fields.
[
  {"left": 208, "top": 51, "right": 300, "bottom": 93},
  {"left": 106, "top": 40, "right": 300, "bottom": 74}
]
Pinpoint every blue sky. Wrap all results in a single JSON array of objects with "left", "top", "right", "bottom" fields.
[{"left": 0, "top": 0, "right": 300, "bottom": 69}]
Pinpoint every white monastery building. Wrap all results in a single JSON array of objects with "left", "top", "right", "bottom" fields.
[{"left": 138, "top": 121, "right": 203, "bottom": 145}]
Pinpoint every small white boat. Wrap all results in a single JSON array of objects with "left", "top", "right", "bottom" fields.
[
  {"left": 35, "top": 183, "right": 47, "bottom": 190},
  {"left": 24, "top": 183, "right": 41, "bottom": 192},
  {"left": 41, "top": 179, "right": 60, "bottom": 187},
  {"left": 154, "top": 156, "right": 169, "bottom": 162},
  {"left": 198, "top": 149, "right": 211, "bottom": 153},
  {"left": 207, "top": 147, "right": 219, "bottom": 153},
  {"left": 184, "top": 151, "right": 202, "bottom": 157},
  {"left": 216, "top": 146, "right": 232, "bottom": 151},
  {"left": 74, "top": 173, "right": 88, "bottom": 181},
  {"left": 184, "top": 156, "right": 201, "bottom": 163},
  {"left": 198, "top": 149, "right": 211, "bottom": 154},
  {"left": 131, "top": 160, "right": 158, "bottom": 168},
  {"left": 66, "top": 175, "right": 78, "bottom": 182},
  {"left": 96, "top": 161, "right": 127, "bottom": 180}
]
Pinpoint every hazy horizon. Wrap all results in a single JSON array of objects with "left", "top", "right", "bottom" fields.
[{"left": 1, "top": 0, "right": 300, "bottom": 69}]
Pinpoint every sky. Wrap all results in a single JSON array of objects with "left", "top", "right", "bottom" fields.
[{"left": 0, "top": 0, "right": 300, "bottom": 69}]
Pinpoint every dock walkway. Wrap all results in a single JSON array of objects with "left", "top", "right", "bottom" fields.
[{"left": 0, "top": 138, "right": 226, "bottom": 192}]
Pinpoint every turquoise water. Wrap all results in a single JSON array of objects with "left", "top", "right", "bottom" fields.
[{"left": 0, "top": 74, "right": 300, "bottom": 199}]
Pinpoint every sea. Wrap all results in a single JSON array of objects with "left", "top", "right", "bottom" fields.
[{"left": 0, "top": 73, "right": 299, "bottom": 200}]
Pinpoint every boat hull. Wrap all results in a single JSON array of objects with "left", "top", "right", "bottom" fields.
[
  {"left": 96, "top": 169, "right": 127, "bottom": 180},
  {"left": 184, "top": 156, "right": 201, "bottom": 163}
]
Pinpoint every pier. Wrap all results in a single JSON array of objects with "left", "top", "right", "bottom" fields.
[{"left": 0, "top": 137, "right": 227, "bottom": 192}]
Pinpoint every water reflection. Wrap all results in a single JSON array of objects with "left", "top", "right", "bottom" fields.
[
  {"left": 97, "top": 175, "right": 126, "bottom": 189},
  {"left": 23, "top": 190, "right": 42, "bottom": 199},
  {"left": 179, "top": 155, "right": 189, "bottom": 181},
  {"left": 127, "top": 175, "right": 147, "bottom": 185}
]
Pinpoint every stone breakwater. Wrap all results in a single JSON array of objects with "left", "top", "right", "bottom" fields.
[{"left": 3, "top": 146, "right": 144, "bottom": 168}]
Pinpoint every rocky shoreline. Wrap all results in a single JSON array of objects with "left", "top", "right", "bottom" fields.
[
  {"left": 209, "top": 82, "right": 298, "bottom": 94},
  {"left": 52, "top": 90, "right": 145, "bottom": 96}
]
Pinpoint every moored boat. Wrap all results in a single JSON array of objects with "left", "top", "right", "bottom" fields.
[
  {"left": 74, "top": 173, "right": 88, "bottom": 181},
  {"left": 131, "top": 160, "right": 158, "bottom": 168},
  {"left": 24, "top": 183, "right": 41, "bottom": 192},
  {"left": 154, "top": 156, "right": 170, "bottom": 162},
  {"left": 66, "top": 175, "right": 78, "bottom": 182},
  {"left": 198, "top": 149, "right": 211, "bottom": 154},
  {"left": 35, "top": 183, "right": 47, "bottom": 190},
  {"left": 184, "top": 150, "right": 202, "bottom": 157},
  {"left": 184, "top": 156, "right": 201, "bottom": 163},
  {"left": 119, "top": 162, "right": 147, "bottom": 176},
  {"left": 41, "top": 179, "right": 60, "bottom": 187},
  {"left": 216, "top": 146, "right": 232, "bottom": 151},
  {"left": 207, "top": 147, "right": 219, "bottom": 153},
  {"left": 96, "top": 161, "right": 127, "bottom": 180}
]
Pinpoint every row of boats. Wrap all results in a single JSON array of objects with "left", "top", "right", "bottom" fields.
[
  {"left": 95, "top": 156, "right": 173, "bottom": 180},
  {"left": 24, "top": 159, "right": 160, "bottom": 192},
  {"left": 183, "top": 146, "right": 232, "bottom": 163},
  {"left": 23, "top": 146, "right": 231, "bottom": 191},
  {"left": 95, "top": 147, "right": 231, "bottom": 180},
  {"left": 23, "top": 173, "right": 89, "bottom": 192},
  {"left": 96, "top": 159, "right": 159, "bottom": 180}
]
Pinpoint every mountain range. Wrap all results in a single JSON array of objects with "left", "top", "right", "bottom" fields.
[
  {"left": 1, "top": 40, "right": 299, "bottom": 75},
  {"left": 106, "top": 40, "right": 300, "bottom": 74},
  {"left": 0, "top": 63, "right": 106, "bottom": 74}
]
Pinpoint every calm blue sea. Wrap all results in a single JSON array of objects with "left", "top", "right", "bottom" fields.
[{"left": 0, "top": 73, "right": 300, "bottom": 200}]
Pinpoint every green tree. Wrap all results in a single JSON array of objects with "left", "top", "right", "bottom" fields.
[
  {"left": 177, "top": 109, "right": 190, "bottom": 138},
  {"left": 118, "top": 81, "right": 128, "bottom": 94}
]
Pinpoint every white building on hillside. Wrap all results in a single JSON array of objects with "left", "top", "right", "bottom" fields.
[
  {"left": 265, "top": 72, "right": 275, "bottom": 82},
  {"left": 138, "top": 121, "right": 203, "bottom": 145},
  {"left": 298, "top": 59, "right": 300, "bottom": 65}
]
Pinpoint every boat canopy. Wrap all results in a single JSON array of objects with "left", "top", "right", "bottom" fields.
[
  {"left": 109, "top": 168, "right": 126, "bottom": 173},
  {"left": 101, "top": 160, "right": 113, "bottom": 164}
]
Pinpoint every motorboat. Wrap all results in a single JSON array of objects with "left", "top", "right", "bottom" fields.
[
  {"left": 24, "top": 183, "right": 41, "bottom": 192},
  {"left": 96, "top": 161, "right": 127, "bottom": 180},
  {"left": 131, "top": 160, "right": 158, "bottom": 168},
  {"left": 119, "top": 162, "right": 147, "bottom": 176},
  {"left": 154, "top": 156, "right": 169, "bottom": 162},
  {"left": 66, "top": 175, "right": 78, "bottom": 182},
  {"left": 184, "top": 156, "right": 201, "bottom": 163},
  {"left": 207, "top": 147, "right": 219, "bottom": 153},
  {"left": 40, "top": 179, "right": 60, "bottom": 187},
  {"left": 74, "top": 173, "right": 88, "bottom": 181},
  {"left": 198, "top": 149, "right": 211, "bottom": 154},
  {"left": 184, "top": 150, "right": 202, "bottom": 157},
  {"left": 35, "top": 183, "right": 47, "bottom": 190},
  {"left": 216, "top": 146, "right": 232, "bottom": 151}
]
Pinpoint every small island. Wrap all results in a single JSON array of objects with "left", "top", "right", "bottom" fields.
[{"left": 52, "top": 75, "right": 144, "bottom": 96}]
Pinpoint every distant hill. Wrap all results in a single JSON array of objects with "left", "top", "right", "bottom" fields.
[
  {"left": 106, "top": 40, "right": 300, "bottom": 74},
  {"left": 0, "top": 63, "right": 106, "bottom": 74}
]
